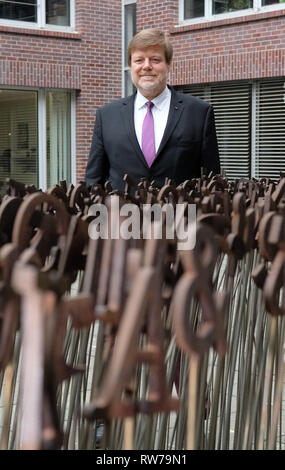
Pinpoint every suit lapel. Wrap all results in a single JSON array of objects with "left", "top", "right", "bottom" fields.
[
  {"left": 120, "top": 93, "right": 149, "bottom": 169},
  {"left": 120, "top": 88, "right": 185, "bottom": 169},
  {"left": 156, "top": 88, "right": 184, "bottom": 158}
]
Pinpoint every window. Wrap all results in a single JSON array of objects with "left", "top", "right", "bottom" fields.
[
  {"left": 254, "top": 80, "right": 285, "bottom": 178},
  {"left": 122, "top": 0, "right": 136, "bottom": 97},
  {"left": 212, "top": 1, "right": 253, "bottom": 15},
  {"left": 46, "top": 91, "right": 71, "bottom": 188},
  {"left": 177, "top": 79, "right": 285, "bottom": 180},
  {"left": 0, "top": 0, "right": 37, "bottom": 22},
  {"left": 0, "top": 0, "right": 75, "bottom": 30},
  {"left": 181, "top": 0, "right": 285, "bottom": 22},
  {"left": 46, "top": 0, "right": 70, "bottom": 26},
  {"left": 0, "top": 90, "right": 38, "bottom": 187},
  {"left": 0, "top": 88, "right": 74, "bottom": 191},
  {"left": 184, "top": 0, "right": 205, "bottom": 18},
  {"left": 262, "top": 0, "right": 285, "bottom": 4}
]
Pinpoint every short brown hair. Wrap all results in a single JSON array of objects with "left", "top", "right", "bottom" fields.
[{"left": 127, "top": 28, "right": 173, "bottom": 66}]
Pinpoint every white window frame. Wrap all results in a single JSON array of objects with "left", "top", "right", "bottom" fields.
[
  {"left": 0, "top": 0, "right": 75, "bottom": 32},
  {"left": 70, "top": 89, "right": 76, "bottom": 185},
  {"left": 179, "top": 0, "right": 285, "bottom": 25},
  {"left": 0, "top": 85, "right": 76, "bottom": 191},
  {"left": 38, "top": 88, "right": 47, "bottom": 189}
]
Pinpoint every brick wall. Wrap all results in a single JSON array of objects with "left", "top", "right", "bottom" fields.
[
  {"left": 136, "top": 0, "right": 177, "bottom": 32},
  {"left": 169, "top": 10, "right": 285, "bottom": 85},
  {"left": 0, "top": 0, "right": 122, "bottom": 182},
  {"left": 1, "top": 2, "right": 285, "bottom": 183},
  {"left": 136, "top": 3, "right": 285, "bottom": 86}
]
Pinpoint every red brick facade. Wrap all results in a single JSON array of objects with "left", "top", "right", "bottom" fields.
[
  {"left": 0, "top": 0, "right": 122, "bottom": 182},
  {"left": 136, "top": 1, "right": 285, "bottom": 85},
  {"left": 0, "top": 1, "right": 284, "bottom": 182},
  {"left": 169, "top": 10, "right": 285, "bottom": 85}
]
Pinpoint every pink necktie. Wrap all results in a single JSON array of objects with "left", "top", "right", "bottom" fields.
[{"left": 142, "top": 101, "right": 156, "bottom": 167}]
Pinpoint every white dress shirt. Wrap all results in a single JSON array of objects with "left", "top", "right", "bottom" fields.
[{"left": 134, "top": 86, "right": 171, "bottom": 154}]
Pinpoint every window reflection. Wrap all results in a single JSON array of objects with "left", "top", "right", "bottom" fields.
[
  {"left": 262, "top": 0, "right": 285, "bottom": 5},
  {"left": 124, "top": 1, "right": 136, "bottom": 97},
  {"left": 124, "top": 70, "right": 136, "bottom": 97},
  {"left": 0, "top": 0, "right": 37, "bottom": 23},
  {"left": 184, "top": 0, "right": 205, "bottom": 19},
  {"left": 212, "top": 1, "right": 253, "bottom": 15},
  {"left": 124, "top": 2, "right": 136, "bottom": 68},
  {"left": 46, "top": 0, "right": 70, "bottom": 26}
]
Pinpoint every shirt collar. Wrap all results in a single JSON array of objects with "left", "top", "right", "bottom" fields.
[{"left": 135, "top": 86, "right": 171, "bottom": 111}]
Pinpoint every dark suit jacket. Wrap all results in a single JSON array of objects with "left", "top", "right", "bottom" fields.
[{"left": 85, "top": 86, "right": 220, "bottom": 190}]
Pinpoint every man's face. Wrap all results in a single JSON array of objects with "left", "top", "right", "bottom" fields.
[{"left": 130, "top": 45, "right": 170, "bottom": 100}]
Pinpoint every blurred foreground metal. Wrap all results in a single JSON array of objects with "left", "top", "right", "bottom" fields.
[{"left": 0, "top": 173, "right": 285, "bottom": 449}]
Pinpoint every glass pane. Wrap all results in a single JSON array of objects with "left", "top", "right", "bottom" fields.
[
  {"left": 212, "top": 0, "right": 253, "bottom": 14},
  {"left": 262, "top": 0, "right": 285, "bottom": 4},
  {"left": 0, "top": 89, "right": 38, "bottom": 191},
  {"left": 46, "top": 92, "right": 71, "bottom": 188},
  {"left": 46, "top": 0, "right": 70, "bottom": 26},
  {"left": 125, "top": 70, "right": 136, "bottom": 97},
  {"left": 124, "top": 3, "right": 136, "bottom": 67},
  {"left": 184, "top": 0, "right": 205, "bottom": 19},
  {"left": 0, "top": 0, "right": 37, "bottom": 22}
]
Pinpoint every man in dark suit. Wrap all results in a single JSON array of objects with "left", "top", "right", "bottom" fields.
[{"left": 85, "top": 28, "right": 220, "bottom": 191}]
